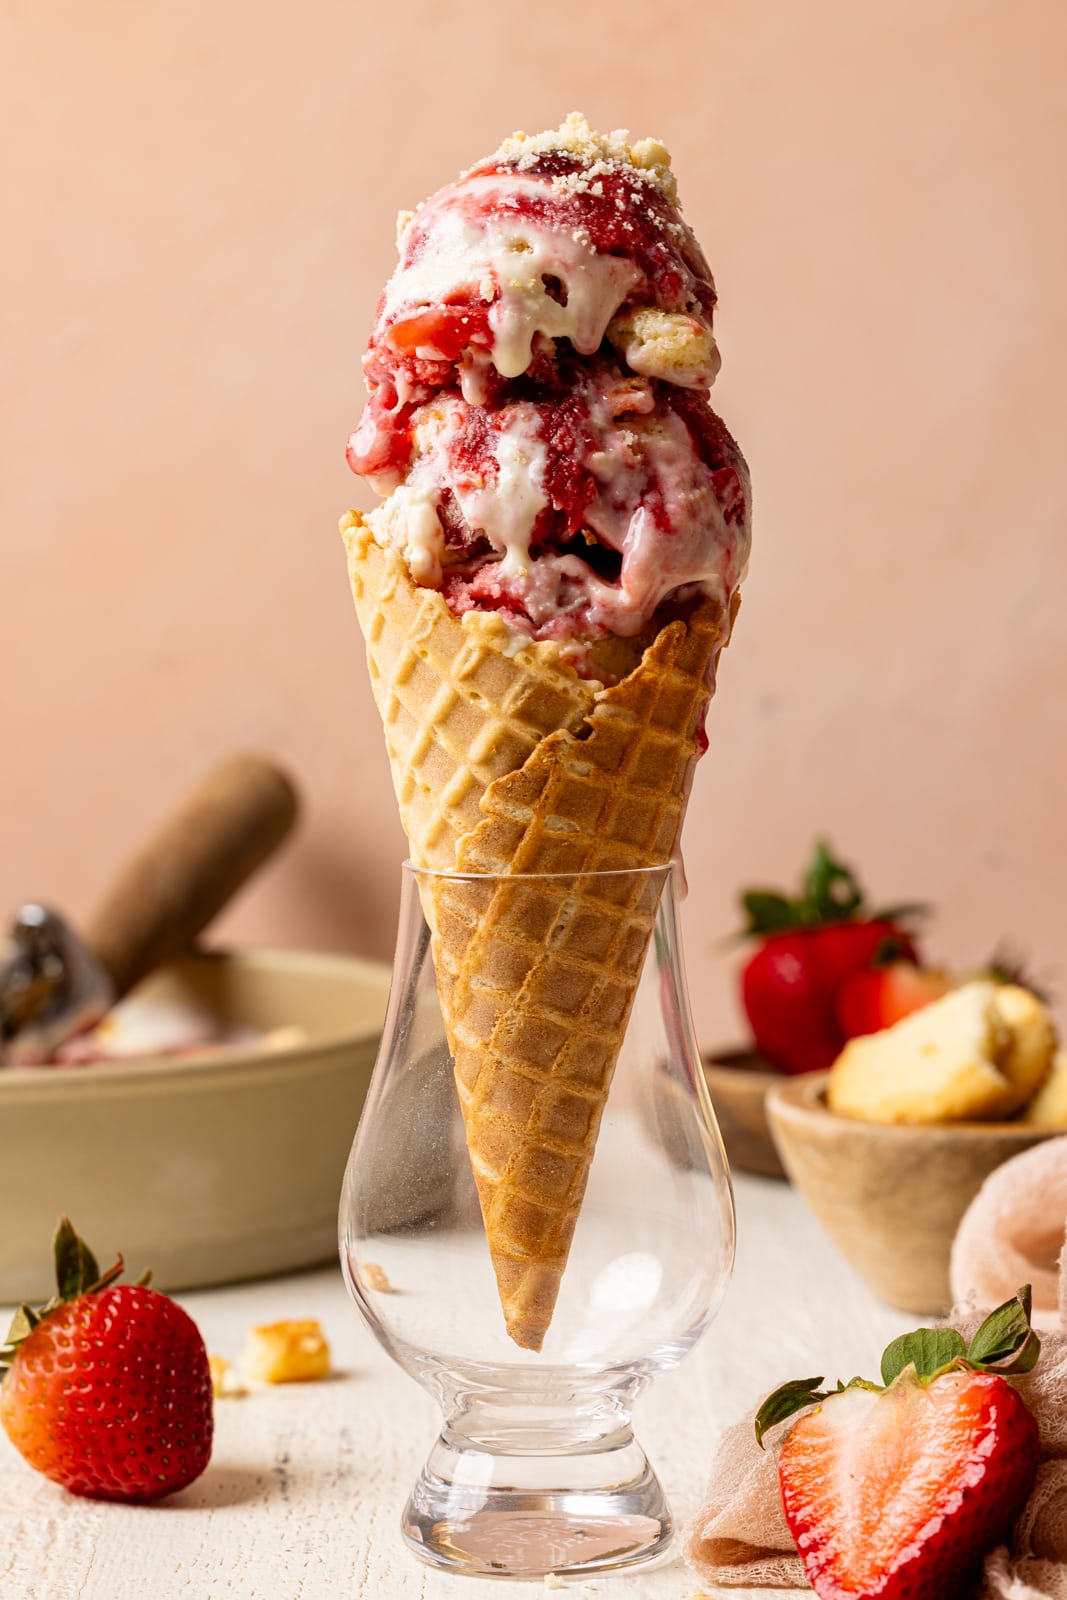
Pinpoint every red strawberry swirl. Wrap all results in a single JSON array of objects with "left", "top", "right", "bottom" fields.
[{"left": 346, "top": 115, "right": 750, "bottom": 677}]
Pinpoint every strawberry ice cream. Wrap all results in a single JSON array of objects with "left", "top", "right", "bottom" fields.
[{"left": 346, "top": 113, "right": 750, "bottom": 680}]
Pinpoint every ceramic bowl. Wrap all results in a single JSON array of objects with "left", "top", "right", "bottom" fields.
[
  {"left": 766, "top": 1072, "right": 1058, "bottom": 1313},
  {"left": 0, "top": 949, "right": 392, "bottom": 1303},
  {"left": 702, "top": 1049, "right": 787, "bottom": 1179}
]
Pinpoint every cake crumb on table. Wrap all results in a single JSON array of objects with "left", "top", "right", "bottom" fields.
[
  {"left": 362, "top": 1261, "right": 396, "bottom": 1292},
  {"left": 242, "top": 1319, "right": 331, "bottom": 1383},
  {"left": 207, "top": 1354, "right": 248, "bottom": 1399}
]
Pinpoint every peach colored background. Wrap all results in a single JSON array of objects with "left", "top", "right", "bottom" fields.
[{"left": 4, "top": 0, "right": 1066, "bottom": 1048}]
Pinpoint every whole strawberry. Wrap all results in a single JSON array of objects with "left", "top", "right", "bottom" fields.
[
  {"left": 739, "top": 839, "right": 922, "bottom": 1073},
  {"left": 0, "top": 1217, "right": 213, "bottom": 1502},
  {"left": 755, "top": 1289, "right": 1042, "bottom": 1599}
]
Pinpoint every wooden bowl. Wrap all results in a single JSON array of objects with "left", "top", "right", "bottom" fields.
[
  {"left": 702, "top": 1050, "right": 788, "bottom": 1179},
  {"left": 766, "top": 1073, "right": 1058, "bottom": 1313},
  {"left": 0, "top": 949, "right": 392, "bottom": 1302}
]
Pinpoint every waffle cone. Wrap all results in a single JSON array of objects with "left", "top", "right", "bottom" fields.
[
  {"left": 342, "top": 512, "right": 597, "bottom": 870},
  {"left": 344, "top": 510, "right": 733, "bottom": 1350}
]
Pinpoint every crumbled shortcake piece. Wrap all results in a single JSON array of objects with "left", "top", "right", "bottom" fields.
[
  {"left": 208, "top": 1354, "right": 247, "bottom": 1399},
  {"left": 1023, "top": 1047, "right": 1067, "bottom": 1126},
  {"left": 994, "top": 985, "right": 1057, "bottom": 1107},
  {"left": 828, "top": 980, "right": 1055, "bottom": 1124},
  {"left": 492, "top": 112, "right": 677, "bottom": 202},
  {"left": 606, "top": 307, "right": 720, "bottom": 390},
  {"left": 243, "top": 1319, "right": 331, "bottom": 1383},
  {"left": 363, "top": 1261, "right": 395, "bottom": 1292}
]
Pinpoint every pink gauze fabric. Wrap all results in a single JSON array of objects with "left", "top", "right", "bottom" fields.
[{"left": 683, "top": 1135, "right": 1067, "bottom": 1597}]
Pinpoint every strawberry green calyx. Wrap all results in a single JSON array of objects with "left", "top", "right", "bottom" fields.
[
  {"left": 741, "top": 839, "right": 863, "bottom": 937},
  {"left": 754, "top": 1375, "right": 878, "bottom": 1444},
  {"left": 0, "top": 1216, "right": 150, "bottom": 1375},
  {"left": 882, "top": 1287, "right": 1040, "bottom": 1383},
  {"left": 54, "top": 1215, "right": 110, "bottom": 1301},
  {"left": 740, "top": 838, "right": 924, "bottom": 939},
  {"left": 982, "top": 943, "right": 1052, "bottom": 1006},
  {"left": 755, "top": 1288, "right": 1040, "bottom": 1447}
]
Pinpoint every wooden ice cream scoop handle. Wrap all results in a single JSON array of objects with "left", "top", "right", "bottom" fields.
[{"left": 83, "top": 754, "right": 299, "bottom": 1000}]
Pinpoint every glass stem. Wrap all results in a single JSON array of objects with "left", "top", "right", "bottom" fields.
[{"left": 441, "top": 1380, "right": 638, "bottom": 1457}]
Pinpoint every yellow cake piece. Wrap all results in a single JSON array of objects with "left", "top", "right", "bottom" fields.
[
  {"left": 1022, "top": 1047, "right": 1067, "bottom": 1126},
  {"left": 207, "top": 1354, "right": 247, "bottom": 1399},
  {"left": 828, "top": 981, "right": 1014, "bottom": 1124},
  {"left": 829, "top": 980, "right": 1057, "bottom": 1125},
  {"left": 606, "top": 306, "right": 719, "bottom": 389},
  {"left": 993, "top": 984, "right": 1056, "bottom": 1108},
  {"left": 243, "top": 1319, "right": 331, "bottom": 1384},
  {"left": 362, "top": 1261, "right": 396, "bottom": 1292}
]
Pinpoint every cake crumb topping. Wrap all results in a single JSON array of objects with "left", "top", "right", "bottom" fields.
[{"left": 490, "top": 112, "right": 678, "bottom": 203}]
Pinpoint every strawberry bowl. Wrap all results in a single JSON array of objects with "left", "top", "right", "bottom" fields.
[
  {"left": 0, "top": 948, "right": 391, "bottom": 1302},
  {"left": 766, "top": 1073, "right": 1057, "bottom": 1314}
]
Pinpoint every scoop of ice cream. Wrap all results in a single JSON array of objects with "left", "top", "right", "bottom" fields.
[
  {"left": 365, "top": 356, "right": 747, "bottom": 656},
  {"left": 346, "top": 113, "right": 749, "bottom": 676},
  {"left": 349, "top": 113, "right": 721, "bottom": 483}
]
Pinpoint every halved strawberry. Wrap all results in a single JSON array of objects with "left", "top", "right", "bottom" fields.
[
  {"left": 834, "top": 961, "right": 953, "bottom": 1041},
  {"left": 755, "top": 1291, "right": 1041, "bottom": 1599}
]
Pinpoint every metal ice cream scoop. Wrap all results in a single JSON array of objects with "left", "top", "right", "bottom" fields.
[{"left": 0, "top": 754, "right": 299, "bottom": 1064}]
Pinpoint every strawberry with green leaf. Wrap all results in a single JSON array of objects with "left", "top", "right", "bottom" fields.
[
  {"left": 0, "top": 1217, "right": 213, "bottom": 1502},
  {"left": 739, "top": 840, "right": 923, "bottom": 1074},
  {"left": 755, "top": 1289, "right": 1041, "bottom": 1599}
]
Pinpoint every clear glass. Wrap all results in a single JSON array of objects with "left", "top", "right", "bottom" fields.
[{"left": 338, "top": 862, "right": 734, "bottom": 1579}]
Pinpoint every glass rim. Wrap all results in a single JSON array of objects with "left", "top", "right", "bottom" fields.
[{"left": 401, "top": 859, "right": 676, "bottom": 884}]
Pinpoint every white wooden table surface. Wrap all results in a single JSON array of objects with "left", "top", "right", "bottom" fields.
[{"left": 0, "top": 1174, "right": 913, "bottom": 1600}]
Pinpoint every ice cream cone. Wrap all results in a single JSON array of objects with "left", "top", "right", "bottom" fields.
[
  {"left": 340, "top": 114, "right": 750, "bottom": 1351},
  {"left": 346, "top": 510, "right": 732, "bottom": 1348}
]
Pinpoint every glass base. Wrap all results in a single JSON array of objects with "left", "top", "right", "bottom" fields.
[{"left": 401, "top": 1430, "right": 671, "bottom": 1578}]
